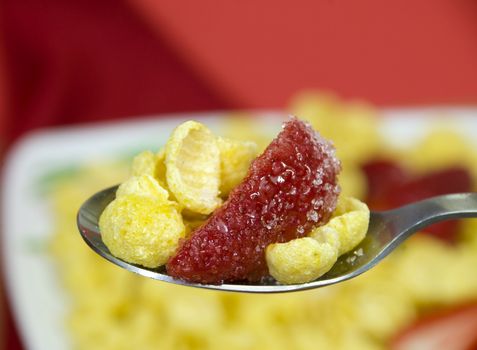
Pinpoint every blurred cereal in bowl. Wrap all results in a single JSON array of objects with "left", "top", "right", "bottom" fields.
[{"left": 46, "top": 94, "right": 477, "bottom": 349}]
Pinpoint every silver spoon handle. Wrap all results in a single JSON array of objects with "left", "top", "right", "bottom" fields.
[{"left": 381, "top": 192, "right": 477, "bottom": 240}]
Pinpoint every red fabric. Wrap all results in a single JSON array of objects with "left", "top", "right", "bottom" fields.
[
  {"left": 131, "top": 0, "right": 477, "bottom": 108},
  {"left": 1, "top": 0, "right": 228, "bottom": 148}
]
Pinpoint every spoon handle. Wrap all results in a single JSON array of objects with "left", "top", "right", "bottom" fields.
[{"left": 382, "top": 192, "right": 477, "bottom": 240}]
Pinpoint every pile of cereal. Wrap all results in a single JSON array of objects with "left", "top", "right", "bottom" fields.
[
  {"left": 99, "top": 117, "right": 369, "bottom": 284},
  {"left": 50, "top": 93, "right": 477, "bottom": 349}
]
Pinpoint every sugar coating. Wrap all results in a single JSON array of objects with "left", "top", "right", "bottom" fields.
[
  {"left": 165, "top": 121, "right": 222, "bottom": 215},
  {"left": 99, "top": 194, "right": 185, "bottom": 268},
  {"left": 167, "top": 117, "right": 341, "bottom": 283},
  {"left": 217, "top": 137, "right": 258, "bottom": 197},
  {"left": 266, "top": 196, "right": 369, "bottom": 284}
]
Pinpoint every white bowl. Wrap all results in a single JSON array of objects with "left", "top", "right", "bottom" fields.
[{"left": 3, "top": 108, "right": 477, "bottom": 350}]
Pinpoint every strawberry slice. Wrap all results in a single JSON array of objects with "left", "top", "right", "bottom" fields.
[
  {"left": 167, "top": 117, "right": 341, "bottom": 283},
  {"left": 361, "top": 159, "right": 408, "bottom": 210},
  {"left": 362, "top": 161, "right": 472, "bottom": 242},
  {"left": 391, "top": 303, "right": 477, "bottom": 350},
  {"left": 387, "top": 168, "right": 472, "bottom": 208},
  {"left": 389, "top": 167, "right": 472, "bottom": 241}
]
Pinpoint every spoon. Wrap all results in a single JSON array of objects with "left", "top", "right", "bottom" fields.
[{"left": 77, "top": 187, "right": 477, "bottom": 293}]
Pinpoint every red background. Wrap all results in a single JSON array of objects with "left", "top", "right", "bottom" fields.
[
  {"left": 133, "top": 0, "right": 477, "bottom": 107},
  {"left": 1, "top": 0, "right": 477, "bottom": 348}
]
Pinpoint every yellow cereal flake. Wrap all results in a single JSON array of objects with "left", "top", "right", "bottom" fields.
[
  {"left": 289, "top": 91, "right": 340, "bottom": 123},
  {"left": 116, "top": 174, "right": 169, "bottom": 201},
  {"left": 402, "top": 127, "right": 475, "bottom": 174},
  {"left": 460, "top": 219, "right": 477, "bottom": 251},
  {"left": 266, "top": 238, "right": 338, "bottom": 284},
  {"left": 217, "top": 137, "right": 258, "bottom": 196},
  {"left": 313, "top": 196, "right": 370, "bottom": 255},
  {"left": 308, "top": 224, "right": 341, "bottom": 251},
  {"left": 99, "top": 194, "right": 185, "bottom": 268},
  {"left": 184, "top": 217, "right": 207, "bottom": 235},
  {"left": 155, "top": 147, "right": 168, "bottom": 187},
  {"left": 393, "top": 235, "right": 477, "bottom": 305},
  {"left": 267, "top": 197, "right": 369, "bottom": 284},
  {"left": 131, "top": 149, "right": 169, "bottom": 188},
  {"left": 338, "top": 163, "right": 368, "bottom": 200},
  {"left": 131, "top": 150, "right": 156, "bottom": 177},
  {"left": 165, "top": 121, "right": 222, "bottom": 215},
  {"left": 220, "top": 113, "right": 272, "bottom": 152},
  {"left": 290, "top": 91, "right": 381, "bottom": 165}
]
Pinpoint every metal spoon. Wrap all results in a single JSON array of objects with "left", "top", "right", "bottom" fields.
[{"left": 77, "top": 187, "right": 477, "bottom": 293}]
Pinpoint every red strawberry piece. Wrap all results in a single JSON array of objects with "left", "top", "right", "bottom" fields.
[
  {"left": 167, "top": 117, "right": 341, "bottom": 284},
  {"left": 391, "top": 303, "right": 477, "bottom": 350},
  {"left": 387, "top": 167, "right": 472, "bottom": 208},
  {"left": 422, "top": 220, "right": 461, "bottom": 242},
  {"left": 388, "top": 167, "right": 472, "bottom": 242},
  {"left": 362, "top": 162, "right": 473, "bottom": 242},
  {"left": 362, "top": 159, "right": 409, "bottom": 210}
]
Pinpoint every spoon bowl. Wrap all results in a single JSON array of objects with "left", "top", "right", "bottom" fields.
[{"left": 77, "top": 187, "right": 477, "bottom": 293}]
